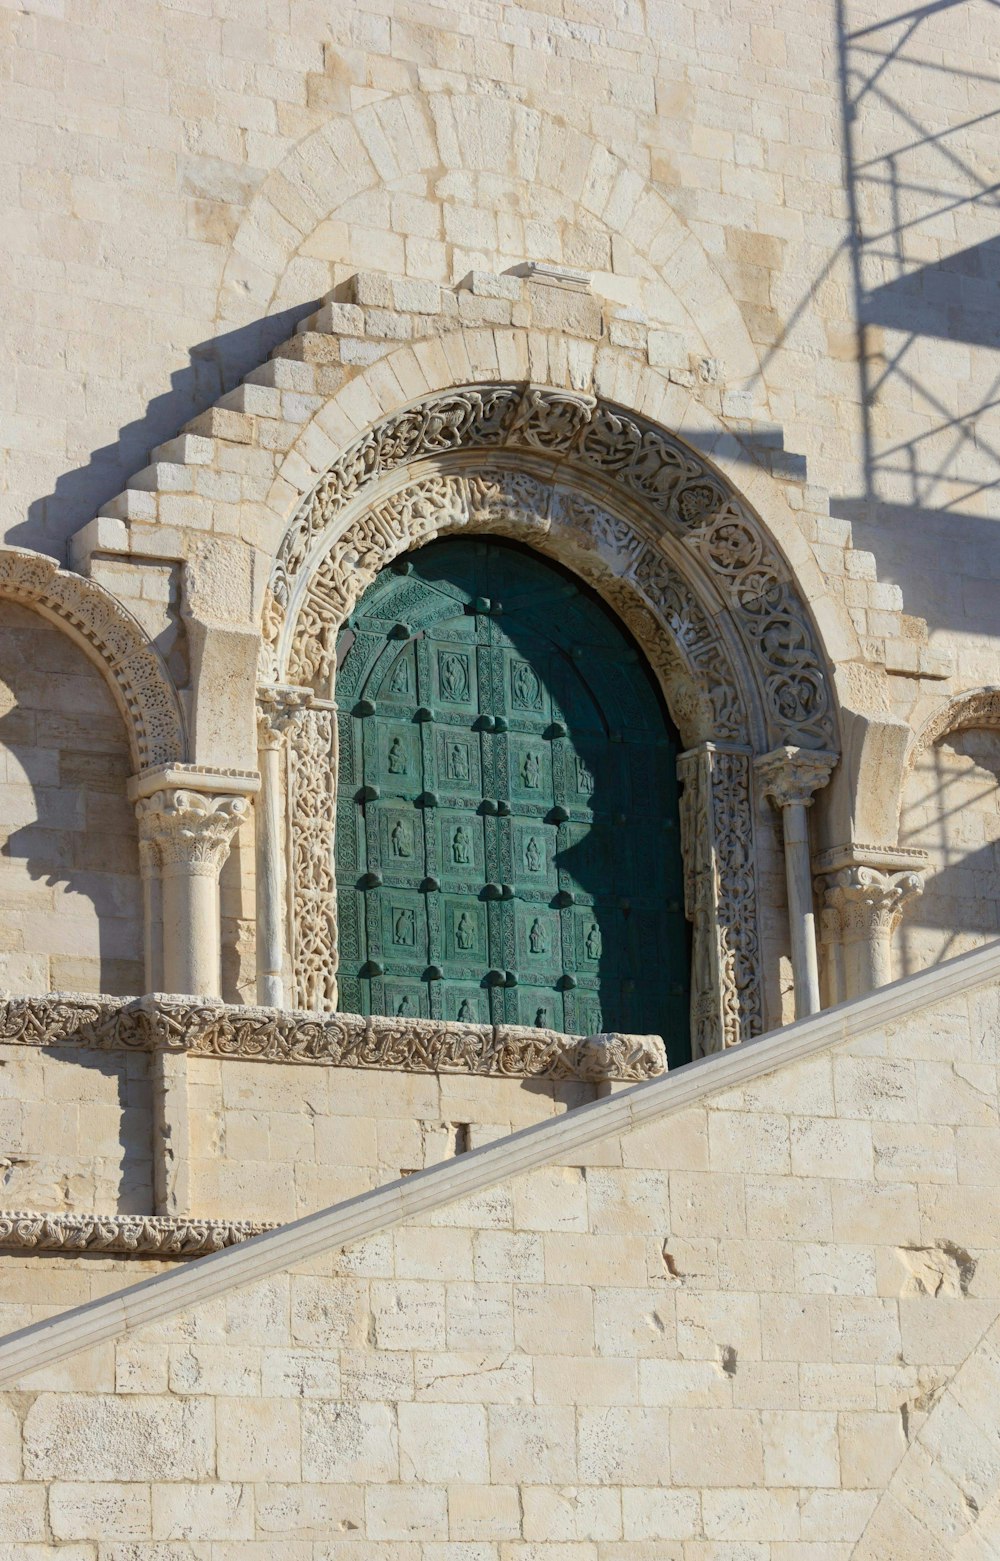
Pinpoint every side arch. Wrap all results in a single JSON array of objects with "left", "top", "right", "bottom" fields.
[{"left": 0, "top": 549, "right": 185, "bottom": 773}]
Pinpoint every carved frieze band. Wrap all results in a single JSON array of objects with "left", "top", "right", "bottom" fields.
[
  {"left": 265, "top": 385, "right": 835, "bottom": 753},
  {"left": 0, "top": 992, "right": 667, "bottom": 1081},
  {"left": 0, "top": 1210, "right": 275, "bottom": 1259},
  {"left": 678, "top": 744, "right": 761, "bottom": 1056}
]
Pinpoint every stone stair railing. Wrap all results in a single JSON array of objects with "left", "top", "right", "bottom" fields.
[{"left": 0, "top": 939, "right": 997, "bottom": 1389}]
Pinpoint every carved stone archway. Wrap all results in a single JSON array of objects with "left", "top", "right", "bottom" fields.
[
  {"left": 257, "top": 385, "right": 840, "bottom": 1053},
  {"left": 0, "top": 547, "right": 185, "bottom": 772}
]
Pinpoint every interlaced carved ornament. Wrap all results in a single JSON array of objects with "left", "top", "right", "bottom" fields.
[
  {"left": 0, "top": 1210, "right": 275, "bottom": 1259},
  {"left": 0, "top": 991, "right": 666, "bottom": 1081},
  {"left": 265, "top": 384, "right": 835, "bottom": 754},
  {"left": 0, "top": 546, "right": 184, "bottom": 772}
]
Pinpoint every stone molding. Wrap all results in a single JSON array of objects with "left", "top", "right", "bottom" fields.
[
  {"left": 0, "top": 991, "right": 666, "bottom": 1081},
  {"left": 134, "top": 789, "right": 251, "bottom": 874},
  {"left": 0, "top": 545, "right": 184, "bottom": 772},
  {"left": 1, "top": 939, "right": 996, "bottom": 1376},
  {"left": 0, "top": 1210, "right": 275, "bottom": 1260}
]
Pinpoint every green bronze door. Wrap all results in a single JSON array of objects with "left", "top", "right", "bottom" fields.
[{"left": 335, "top": 538, "right": 690, "bottom": 1064}]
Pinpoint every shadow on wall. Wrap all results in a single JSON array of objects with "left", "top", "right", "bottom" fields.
[
  {"left": 13, "top": 300, "right": 321, "bottom": 561},
  {"left": 832, "top": 0, "right": 1000, "bottom": 641},
  {"left": 0, "top": 600, "right": 143, "bottom": 997},
  {"left": 896, "top": 723, "right": 1000, "bottom": 974}
]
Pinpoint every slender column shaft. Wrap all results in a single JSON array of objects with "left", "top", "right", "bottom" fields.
[
  {"left": 782, "top": 800, "right": 821, "bottom": 1019},
  {"left": 160, "top": 859, "right": 221, "bottom": 996},
  {"left": 256, "top": 737, "right": 285, "bottom": 1008},
  {"left": 755, "top": 746, "right": 837, "bottom": 1021},
  {"left": 138, "top": 839, "right": 163, "bottom": 992}
]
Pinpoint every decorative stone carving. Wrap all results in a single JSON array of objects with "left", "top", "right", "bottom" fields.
[
  {"left": 286, "top": 701, "right": 338, "bottom": 1010},
  {"left": 0, "top": 991, "right": 667, "bottom": 1081},
  {"left": 817, "top": 861, "right": 924, "bottom": 998},
  {"left": 135, "top": 789, "right": 249, "bottom": 875},
  {"left": 755, "top": 746, "right": 839, "bottom": 810},
  {"left": 911, "top": 687, "right": 1000, "bottom": 761},
  {"left": 0, "top": 545, "right": 184, "bottom": 771},
  {"left": 0, "top": 1210, "right": 275, "bottom": 1259},
  {"left": 821, "top": 866, "right": 924, "bottom": 944},
  {"left": 678, "top": 744, "right": 761, "bottom": 1055},
  {"left": 267, "top": 384, "right": 836, "bottom": 753}
]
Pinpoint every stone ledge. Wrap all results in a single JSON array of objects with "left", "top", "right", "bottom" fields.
[
  {"left": 0, "top": 1211, "right": 276, "bottom": 1260},
  {"left": 0, "top": 991, "right": 666, "bottom": 1082}
]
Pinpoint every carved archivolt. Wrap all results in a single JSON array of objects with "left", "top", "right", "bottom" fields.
[
  {"left": 0, "top": 547, "right": 184, "bottom": 771},
  {"left": 264, "top": 384, "right": 836, "bottom": 755},
  {"left": 260, "top": 385, "right": 840, "bottom": 1051},
  {"left": 911, "top": 687, "right": 1000, "bottom": 763}
]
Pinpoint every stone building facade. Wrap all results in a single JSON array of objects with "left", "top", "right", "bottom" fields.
[{"left": 1, "top": 0, "right": 1000, "bottom": 1553}]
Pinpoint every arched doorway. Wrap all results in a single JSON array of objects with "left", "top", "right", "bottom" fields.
[{"left": 334, "top": 538, "right": 690, "bottom": 1061}]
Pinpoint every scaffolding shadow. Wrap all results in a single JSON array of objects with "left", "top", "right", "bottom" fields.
[{"left": 832, "top": 0, "right": 1000, "bottom": 636}]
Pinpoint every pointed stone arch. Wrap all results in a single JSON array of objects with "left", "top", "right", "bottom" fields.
[
  {"left": 257, "top": 384, "right": 841, "bottom": 1052},
  {"left": 0, "top": 548, "right": 185, "bottom": 773}
]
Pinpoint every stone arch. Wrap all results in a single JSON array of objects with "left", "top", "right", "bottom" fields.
[
  {"left": 896, "top": 687, "right": 1000, "bottom": 976},
  {"left": 852, "top": 1312, "right": 1000, "bottom": 1558},
  {"left": 216, "top": 89, "right": 760, "bottom": 391},
  {"left": 258, "top": 384, "right": 842, "bottom": 1048},
  {"left": 0, "top": 549, "right": 185, "bottom": 774},
  {"left": 265, "top": 385, "right": 838, "bottom": 757}
]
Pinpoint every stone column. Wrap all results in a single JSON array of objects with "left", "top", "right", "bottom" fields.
[
  {"left": 816, "top": 848, "right": 925, "bottom": 999},
  {"left": 136, "top": 835, "right": 164, "bottom": 993},
  {"left": 755, "top": 747, "right": 838, "bottom": 1020},
  {"left": 134, "top": 788, "right": 249, "bottom": 998}
]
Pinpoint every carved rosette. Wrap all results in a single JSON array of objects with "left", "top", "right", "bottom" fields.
[
  {"left": 820, "top": 867, "right": 924, "bottom": 946},
  {"left": 135, "top": 789, "right": 249, "bottom": 876},
  {"left": 678, "top": 744, "right": 761, "bottom": 1055}
]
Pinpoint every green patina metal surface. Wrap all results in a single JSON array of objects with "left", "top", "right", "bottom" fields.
[{"left": 335, "top": 538, "right": 690, "bottom": 1064}]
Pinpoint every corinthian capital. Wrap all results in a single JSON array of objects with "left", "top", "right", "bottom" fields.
[
  {"left": 136, "top": 789, "right": 250, "bottom": 875},
  {"left": 755, "top": 745, "right": 838, "bottom": 809},
  {"left": 820, "top": 865, "right": 923, "bottom": 943}
]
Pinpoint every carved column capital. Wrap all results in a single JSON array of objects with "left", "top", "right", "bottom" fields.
[
  {"left": 819, "top": 865, "right": 924, "bottom": 944},
  {"left": 755, "top": 746, "right": 838, "bottom": 809},
  {"left": 256, "top": 685, "right": 315, "bottom": 751},
  {"left": 135, "top": 789, "right": 250, "bottom": 877}
]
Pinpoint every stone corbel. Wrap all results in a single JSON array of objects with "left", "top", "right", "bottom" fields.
[
  {"left": 814, "top": 844, "right": 927, "bottom": 1002},
  {"left": 755, "top": 746, "right": 838, "bottom": 1019},
  {"left": 678, "top": 743, "right": 762, "bottom": 1057}
]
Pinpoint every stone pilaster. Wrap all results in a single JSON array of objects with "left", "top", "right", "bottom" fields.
[
  {"left": 255, "top": 688, "right": 313, "bottom": 1008},
  {"left": 755, "top": 746, "right": 838, "bottom": 1019}
]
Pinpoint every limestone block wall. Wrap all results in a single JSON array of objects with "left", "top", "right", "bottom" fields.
[
  {"left": 0, "top": 600, "right": 142, "bottom": 997},
  {"left": 186, "top": 1058, "right": 594, "bottom": 1223},
  {"left": 0, "top": 1043, "right": 152, "bottom": 1216},
  {"left": 0, "top": 964, "right": 998, "bottom": 1554}
]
